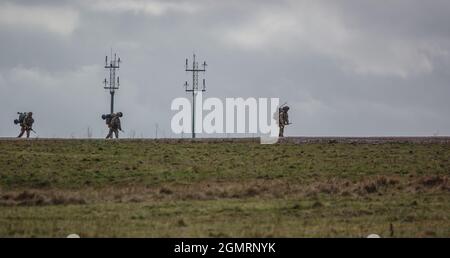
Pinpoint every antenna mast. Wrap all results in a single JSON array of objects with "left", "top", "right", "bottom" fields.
[
  {"left": 103, "top": 52, "right": 121, "bottom": 114},
  {"left": 184, "top": 54, "right": 207, "bottom": 139}
]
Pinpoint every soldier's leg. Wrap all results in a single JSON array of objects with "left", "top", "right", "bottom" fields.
[
  {"left": 26, "top": 129, "right": 31, "bottom": 138},
  {"left": 114, "top": 129, "right": 119, "bottom": 139},
  {"left": 279, "top": 125, "right": 284, "bottom": 137},
  {"left": 106, "top": 129, "right": 113, "bottom": 139},
  {"left": 17, "top": 127, "right": 25, "bottom": 138}
]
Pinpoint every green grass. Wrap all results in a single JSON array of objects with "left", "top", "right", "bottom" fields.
[{"left": 0, "top": 139, "right": 449, "bottom": 237}]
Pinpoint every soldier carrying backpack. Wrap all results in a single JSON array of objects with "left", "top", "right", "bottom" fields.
[
  {"left": 105, "top": 112, "right": 123, "bottom": 139},
  {"left": 16, "top": 112, "right": 35, "bottom": 138},
  {"left": 278, "top": 106, "right": 290, "bottom": 137}
]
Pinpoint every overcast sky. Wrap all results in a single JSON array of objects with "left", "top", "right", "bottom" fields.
[{"left": 0, "top": 0, "right": 449, "bottom": 138}]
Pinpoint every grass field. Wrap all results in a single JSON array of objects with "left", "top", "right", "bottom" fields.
[{"left": 0, "top": 139, "right": 449, "bottom": 237}]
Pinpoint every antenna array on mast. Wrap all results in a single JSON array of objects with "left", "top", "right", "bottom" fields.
[{"left": 103, "top": 52, "right": 121, "bottom": 114}]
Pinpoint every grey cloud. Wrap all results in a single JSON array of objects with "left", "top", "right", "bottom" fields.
[{"left": 0, "top": 0, "right": 449, "bottom": 138}]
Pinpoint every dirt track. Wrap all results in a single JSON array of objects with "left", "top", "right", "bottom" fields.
[
  {"left": 1, "top": 136, "right": 450, "bottom": 144},
  {"left": 278, "top": 136, "right": 450, "bottom": 144}
]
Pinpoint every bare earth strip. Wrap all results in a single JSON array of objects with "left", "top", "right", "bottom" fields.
[{"left": 1, "top": 136, "right": 450, "bottom": 143}]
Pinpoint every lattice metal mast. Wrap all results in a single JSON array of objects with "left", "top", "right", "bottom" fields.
[
  {"left": 184, "top": 54, "right": 207, "bottom": 139},
  {"left": 103, "top": 52, "right": 121, "bottom": 114}
]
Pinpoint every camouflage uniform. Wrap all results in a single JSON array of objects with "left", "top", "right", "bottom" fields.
[
  {"left": 278, "top": 106, "right": 289, "bottom": 137},
  {"left": 106, "top": 112, "right": 122, "bottom": 139},
  {"left": 18, "top": 112, "right": 34, "bottom": 138}
]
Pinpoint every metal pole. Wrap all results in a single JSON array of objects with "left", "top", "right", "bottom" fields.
[
  {"left": 110, "top": 91, "right": 114, "bottom": 114},
  {"left": 192, "top": 90, "right": 195, "bottom": 138}
]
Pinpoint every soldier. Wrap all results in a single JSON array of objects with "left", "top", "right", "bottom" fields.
[
  {"left": 106, "top": 112, "right": 123, "bottom": 139},
  {"left": 17, "top": 112, "right": 34, "bottom": 138},
  {"left": 278, "top": 106, "right": 290, "bottom": 137}
]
